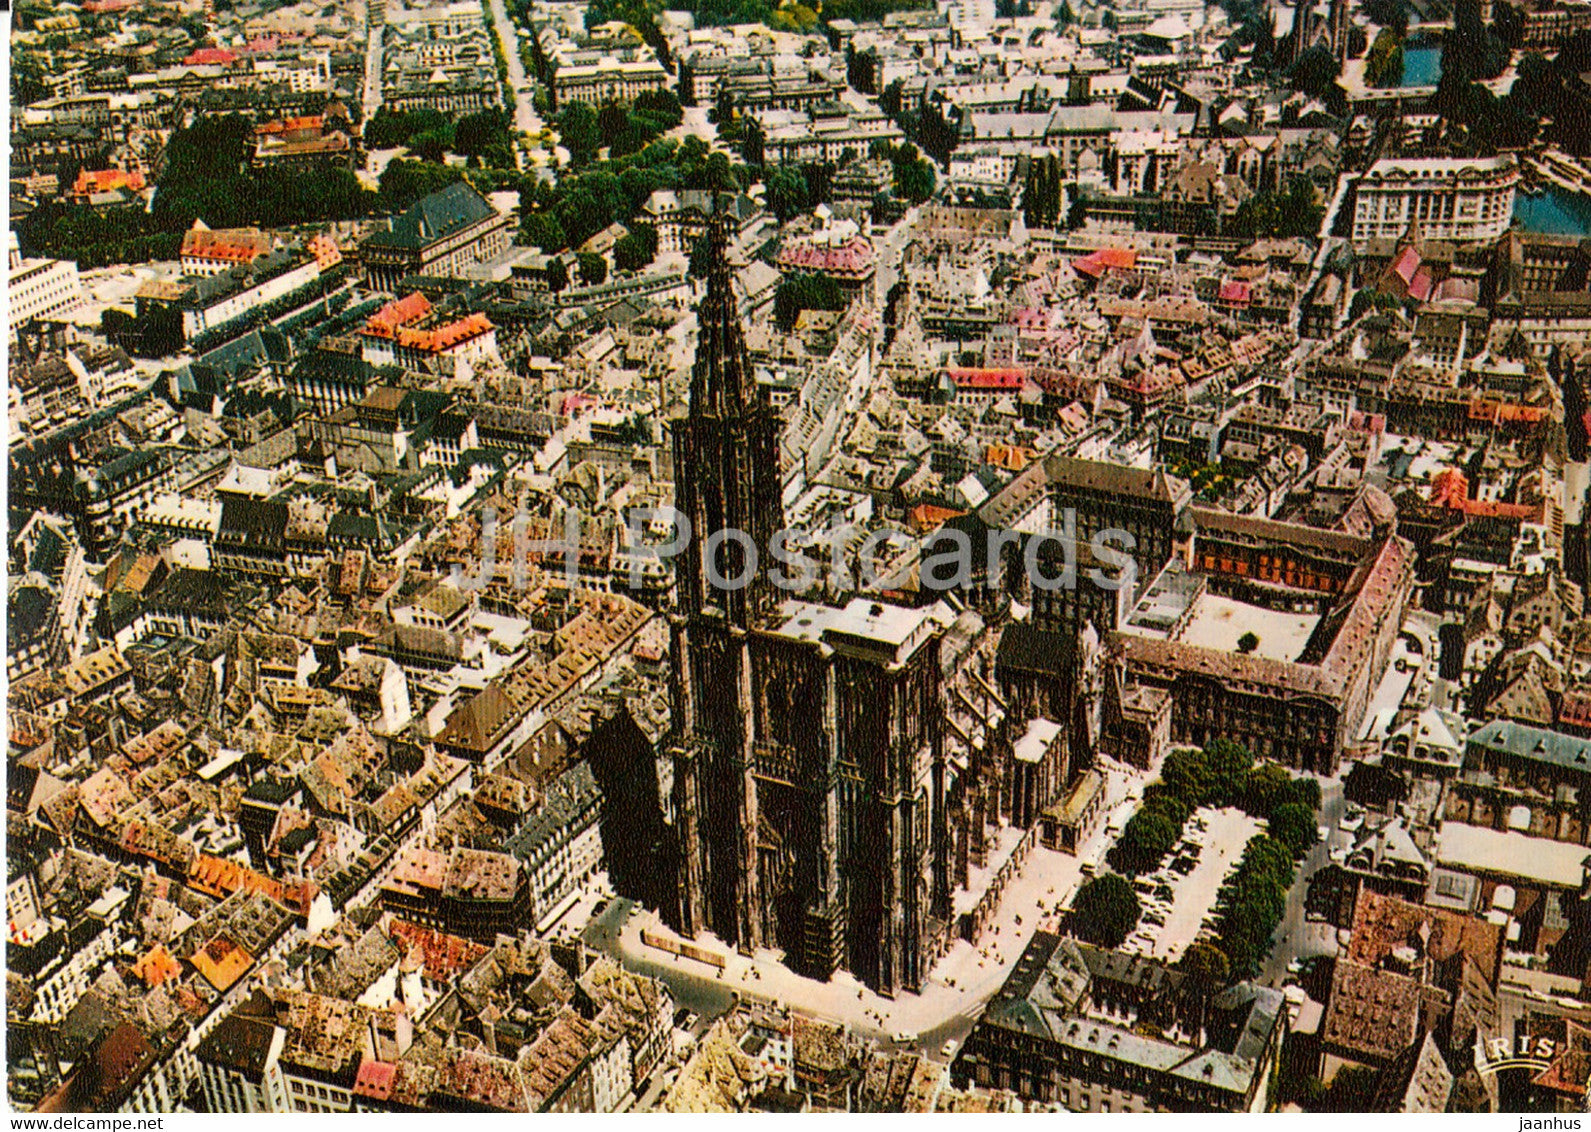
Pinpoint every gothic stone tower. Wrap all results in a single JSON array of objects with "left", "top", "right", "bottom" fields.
[
  {"left": 668, "top": 220, "right": 949, "bottom": 995},
  {"left": 669, "top": 217, "right": 785, "bottom": 955}
]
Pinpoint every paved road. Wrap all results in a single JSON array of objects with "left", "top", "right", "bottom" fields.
[
  {"left": 486, "top": 0, "right": 541, "bottom": 138},
  {"left": 582, "top": 894, "right": 1015, "bottom": 1064},
  {"left": 362, "top": 25, "right": 383, "bottom": 121},
  {"left": 1260, "top": 776, "right": 1345, "bottom": 986},
  {"left": 874, "top": 204, "right": 920, "bottom": 300},
  {"left": 584, "top": 897, "right": 740, "bottom": 1021}
]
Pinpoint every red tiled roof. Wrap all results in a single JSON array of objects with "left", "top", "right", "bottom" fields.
[
  {"left": 72, "top": 168, "right": 146, "bottom": 197},
  {"left": 1391, "top": 245, "right": 1421, "bottom": 285},
  {"left": 1430, "top": 464, "right": 1543, "bottom": 520},
  {"left": 1559, "top": 690, "right": 1591, "bottom": 731},
  {"left": 183, "top": 47, "right": 237, "bottom": 65},
  {"left": 181, "top": 226, "right": 271, "bottom": 265},
  {"left": 256, "top": 115, "right": 325, "bottom": 135},
  {"left": 1409, "top": 265, "right": 1434, "bottom": 302},
  {"left": 364, "top": 292, "right": 432, "bottom": 339},
  {"left": 944, "top": 367, "right": 1026, "bottom": 390},
  {"left": 395, "top": 312, "right": 493, "bottom": 354},
  {"left": 354, "top": 1059, "right": 398, "bottom": 1099},
  {"left": 1073, "top": 247, "right": 1138, "bottom": 279},
  {"left": 776, "top": 235, "right": 876, "bottom": 279},
  {"left": 908, "top": 503, "right": 965, "bottom": 533}
]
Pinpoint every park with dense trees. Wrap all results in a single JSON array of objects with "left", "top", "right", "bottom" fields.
[
  {"left": 1108, "top": 740, "right": 1320, "bottom": 876},
  {"left": 774, "top": 272, "right": 848, "bottom": 330}
]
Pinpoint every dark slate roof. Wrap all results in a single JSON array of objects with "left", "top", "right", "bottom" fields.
[
  {"left": 9, "top": 584, "right": 55, "bottom": 645},
  {"left": 293, "top": 348, "right": 373, "bottom": 383},
  {"left": 995, "top": 621, "right": 1073, "bottom": 677},
  {"left": 218, "top": 497, "right": 290, "bottom": 546},
  {"left": 505, "top": 761, "right": 600, "bottom": 860},
  {"left": 365, "top": 182, "right": 497, "bottom": 252},
  {"left": 195, "top": 1006, "right": 278, "bottom": 1082},
  {"left": 28, "top": 523, "right": 66, "bottom": 578}
]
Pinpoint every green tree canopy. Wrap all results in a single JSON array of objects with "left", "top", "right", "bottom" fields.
[
  {"left": 774, "top": 271, "right": 846, "bottom": 329},
  {"left": 1269, "top": 802, "right": 1319, "bottom": 857},
  {"left": 546, "top": 257, "right": 570, "bottom": 293},
  {"left": 1072, "top": 874, "right": 1142, "bottom": 948},
  {"left": 1112, "top": 808, "right": 1180, "bottom": 875},
  {"left": 577, "top": 251, "right": 608, "bottom": 285},
  {"left": 614, "top": 223, "right": 659, "bottom": 271}
]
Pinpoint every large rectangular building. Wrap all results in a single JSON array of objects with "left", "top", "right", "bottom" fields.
[
  {"left": 1114, "top": 514, "right": 1416, "bottom": 774},
  {"left": 1352, "top": 155, "right": 1518, "bottom": 245},
  {"left": 360, "top": 183, "right": 513, "bottom": 292},
  {"left": 952, "top": 933, "right": 1285, "bottom": 1112}
]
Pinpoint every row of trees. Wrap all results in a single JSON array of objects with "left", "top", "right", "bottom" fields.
[
  {"left": 1227, "top": 177, "right": 1326, "bottom": 240},
  {"left": 1212, "top": 834, "right": 1298, "bottom": 978},
  {"left": 1458, "top": 34, "right": 1591, "bottom": 155},
  {"left": 540, "top": 220, "right": 660, "bottom": 292},
  {"left": 765, "top": 157, "right": 871, "bottom": 219},
  {"left": 1072, "top": 874, "right": 1141, "bottom": 948},
  {"left": 1364, "top": 28, "right": 1406, "bottom": 87},
  {"left": 582, "top": 0, "right": 674, "bottom": 67},
  {"left": 154, "top": 114, "right": 479, "bottom": 233},
  {"left": 363, "top": 107, "right": 517, "bottom": 167},
  {"left": 1109, "top": 741, "right": 1321, "bottom": 876},
  {"left": 22, "top": 113, "right": 438, "bottom": 267},
  {"left": 872, "top": 139, "right": 938, "bottom": 203},
  {"left": 17, "top": 205, "right": 182, "bottom": 271},
  {"left": 661, "top": 0, "right": 929, "bottom": 28},
  {"left": 1072, "top": 875, "right": 1243, "bottom": 1044},
  {"left": 1022, "top": 153, "right": 1065, "bottom": 229}
]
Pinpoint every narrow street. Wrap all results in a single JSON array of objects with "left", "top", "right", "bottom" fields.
[
  {"left": 1260, "top": 776, "right": 1345, "bottom": 985},
  {"left": 486, "top": 0, "right": 542, "bottom": 138},
  {"left": 362, "top": 24, "right": 383, "bottom": 122}
]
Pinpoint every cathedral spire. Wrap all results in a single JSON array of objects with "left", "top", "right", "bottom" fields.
[
  {"left": 672, "top": 204, "right": 785, "bottom": 629},
  {"left": 690, "top": 210, "right": 756, "bottom": 422}
]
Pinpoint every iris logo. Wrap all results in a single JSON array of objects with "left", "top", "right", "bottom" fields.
[{"left": 1475, "top": 1034, "right": 1557, "bottom": 1076}]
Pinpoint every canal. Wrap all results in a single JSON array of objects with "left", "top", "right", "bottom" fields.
[{"left": 1514, "top": 183, "right": 1591, "bottom": 236}]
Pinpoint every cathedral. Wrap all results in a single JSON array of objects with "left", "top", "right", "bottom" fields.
[{"left": 582, "top": 221, "right": 1101, "bottom": 996}]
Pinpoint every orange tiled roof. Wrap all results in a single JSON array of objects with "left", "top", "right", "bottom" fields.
[
  {"left": 255, "top": 114, "right": 325, "bottom": 135},
  {"left": 181, "top": 226, "right": 271, "bottom": 265},
  {"left": 363, "top": 292, "right": 432, "bottom": 339},
  {"left": 192, "top": 935, "right": 254, "bottom": 992},
  {"left": 394, "top": 312, "right": 493, "bottom": 354},
  {"left": 72, "top": 168, "right": 146, "bottom": 197},
  {"left": 133, "top": 944, "right": 182, "bottom": 988}
]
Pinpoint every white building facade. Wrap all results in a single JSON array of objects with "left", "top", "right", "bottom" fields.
[{"left": 1352, "top": 155, "right": 1519, "bottom": 244}]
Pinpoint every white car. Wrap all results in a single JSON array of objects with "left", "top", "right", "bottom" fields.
[{"left": 941, "top": 1040, "right": 958, "bottom": 1058}]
